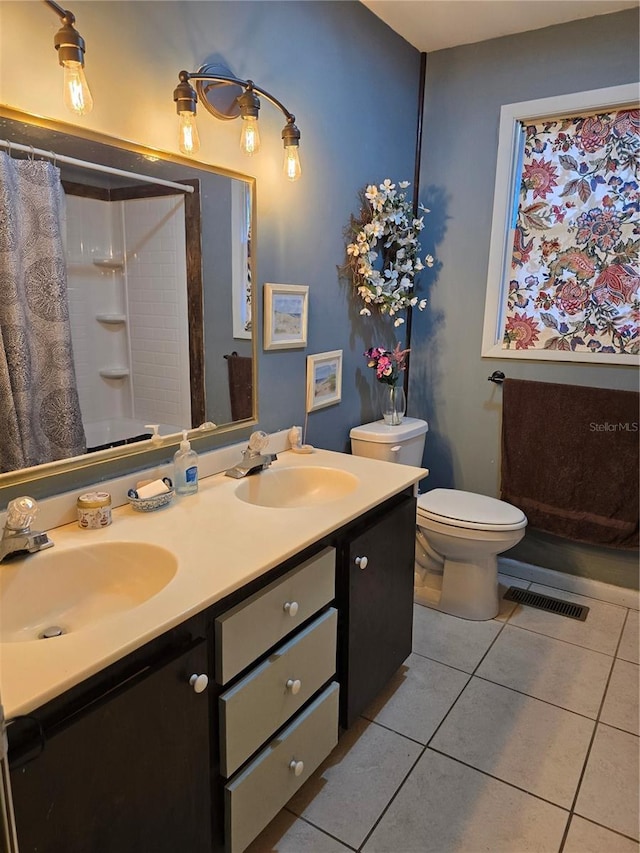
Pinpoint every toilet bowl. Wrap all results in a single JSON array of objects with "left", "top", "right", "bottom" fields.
[
  {"left": 349, "top": 418, "right": 527, "bottom": 621},
  {"left": 415, "top": 488, "right": 526, "bottom": 619}
]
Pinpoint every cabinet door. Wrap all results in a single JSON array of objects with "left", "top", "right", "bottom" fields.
[
  {"left": 342, "top": 497, "right": 416, "bottom": 728},
  {"left": 10, "top": 640, "right": 212, "bottom": 853}
]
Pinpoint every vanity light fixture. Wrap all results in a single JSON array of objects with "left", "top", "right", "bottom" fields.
[
  {"left": 43, "top": 0, "right": 93, "bottom": 115},
  {"left": 173, "top": 64, "right": 301, "bottom": 181}
]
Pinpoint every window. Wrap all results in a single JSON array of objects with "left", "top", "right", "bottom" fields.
[{"left": 481, "top": 84, "right": 638, "bottom": 364}]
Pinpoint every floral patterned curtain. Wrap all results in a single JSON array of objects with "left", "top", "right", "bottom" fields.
[
  {"left": 0, "top": 153, "right": 86, "bottom": 472},
  {"left": 503, "top": 108, "right": 639, "bottom": 355}
]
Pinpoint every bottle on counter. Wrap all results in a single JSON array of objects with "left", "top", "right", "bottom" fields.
[{"left": 173, "top": 430, "right": 198, "bottom": 495}]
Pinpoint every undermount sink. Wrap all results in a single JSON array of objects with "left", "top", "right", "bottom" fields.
[
  {"left": 234, "top": 466, "right": 359, "bottom": 508},
  {"left": 0, "top": 541, "right": 177, "bottom": 643}
]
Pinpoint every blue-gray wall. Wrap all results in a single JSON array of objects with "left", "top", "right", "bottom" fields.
[{"left": 410, "top": 8, "right": 639, "bottom": 587}]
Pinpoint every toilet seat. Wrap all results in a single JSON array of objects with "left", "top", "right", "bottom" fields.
[{"left": 417, "top": 488, "right": 526, "bottom": 532}]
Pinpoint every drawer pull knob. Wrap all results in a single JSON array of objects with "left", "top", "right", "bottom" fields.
[
  {"left": 355, "top": 556, "right": 368, "bottom": 569},
  {"left": 289, "top": 759, "right": 305, "bottom": 777},
  {"left": 283, "top": 601, "right": 299, "bottom": 617},
  {"left": 189, "top": 673, "right": 209, "bottom": 693},
  {"left": 286, "top": 678, "right": 302, "bottom": 695}
]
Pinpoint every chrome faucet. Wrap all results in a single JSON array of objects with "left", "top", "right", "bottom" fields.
[
  {"left": 0, "top": 496, "right": 54, "bottom": 563},
  {"left": 225, "top": 431, "right": 277, "bottom": 479}
]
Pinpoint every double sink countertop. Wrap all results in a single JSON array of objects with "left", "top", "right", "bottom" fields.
[{"left": 0, "top": 449, "right": 426, "bottom": 719}]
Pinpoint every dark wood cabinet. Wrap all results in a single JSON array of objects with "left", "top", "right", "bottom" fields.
[
  {"left": 336, "top": 493, "right": 416, "bottom": 728},
  {"left": 9, "top": 635, "right": 213, "bottom": 853},
  {"left": 6, "top": 491, "right": 417, "bottom": 852}
]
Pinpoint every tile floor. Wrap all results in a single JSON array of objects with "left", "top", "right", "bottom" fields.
[{"left": 248, "top": 574, "right": 640, "bottom": 853}]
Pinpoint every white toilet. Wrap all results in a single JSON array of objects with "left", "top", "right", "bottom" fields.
[{"left": 349, "top": 417, "right": 527, "bottom": 620}]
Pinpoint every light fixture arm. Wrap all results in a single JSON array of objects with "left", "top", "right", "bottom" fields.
[
  {"left": 43, "top": 0, "right": 75, "bottom": 24},
  {"left": 183, "top": 70, "right": 296, "bottom": 125}
]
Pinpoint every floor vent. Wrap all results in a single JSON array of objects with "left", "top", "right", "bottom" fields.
[{"left": 504, "top": 587, "right": 589, "bottom": 622}]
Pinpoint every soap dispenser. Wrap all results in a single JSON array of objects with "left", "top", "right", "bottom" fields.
[{"left": 174, "top": 430, "right": 198, "bottom": 495}]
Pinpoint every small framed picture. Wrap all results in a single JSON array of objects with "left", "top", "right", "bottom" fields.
[
  {"left": 306, "top": 350, "right": 342, "bottom": 412},
  {"left": 263, "top": 283, "right": 309, "bottom": 350}
]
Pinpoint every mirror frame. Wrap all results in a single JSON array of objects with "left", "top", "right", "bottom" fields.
[{"left": 0, "top": 106, "right": 258, "bottom": 495}]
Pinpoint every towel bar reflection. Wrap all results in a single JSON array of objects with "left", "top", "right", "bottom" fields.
[{"left": 488, "top": 371, "right": 505, "bottom": 384}]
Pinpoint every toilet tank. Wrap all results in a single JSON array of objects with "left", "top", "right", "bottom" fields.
[{"left": 350, "top": 417, "right": 428, "bottom": 467}]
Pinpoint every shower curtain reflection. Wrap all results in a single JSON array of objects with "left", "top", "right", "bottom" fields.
[{"left": 0, "top": 152, "right": 86, "bottom": 473}]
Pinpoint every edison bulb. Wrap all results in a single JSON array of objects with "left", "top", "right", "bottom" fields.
[
  {"left": 62, "top": 60, "right": 93, "bottom": 115},
  {"left": 178, "top": 112, "right": 200, "bottom": 156},
  {"left": 283, "top": 145, "right": 302, "bottom": 181},
  {"left": 240, "top": 117, "right": 261, "bottom": 156}
]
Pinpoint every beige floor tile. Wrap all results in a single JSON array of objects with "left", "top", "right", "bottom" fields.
[
  {"left": 507, "top": 584, "right": 627, "bottom": 655},
  {"left": 495, "top": 573, "right": 532, "bottom": 622},
  {"left": 362, "top": 748, "right": 568, "bottom": 853},
  {"left": 412, "top": 603, "right": 502, "bottom": 673},
  {"left": 619, "top": 609, "right": 639, "bottom": 664},
  {"left": 564, "top": 815, "right": 639, "bottom": 853},
  {"left": 287, "top": 717, "right": 421, "bottom": 850},
  {"left": 430, "top": 677, "right": 594, "bottom": 808},
  {"left": 601, "top": 658, "right": 640, "bottom": 736},
  {"left": 476, "top": 624, "right": 612, "bottom": 718},
  {"left": 363, "top": 652, "right": 469, "bottom": 744},
  {"left": 247, "top": 809, "right": 352, "bottom": 853},
  {"left": 575, "top": 723, "right": 640, "bottom": 840}
]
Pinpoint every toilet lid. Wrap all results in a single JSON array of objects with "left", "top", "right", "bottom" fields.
[{"left": 417, "top": 488, "right": 527, "bottom": 531}]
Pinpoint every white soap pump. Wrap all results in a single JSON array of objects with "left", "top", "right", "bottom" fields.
[
  {"left": 145, "top": 424, "right": 163, "bottom": 445},
  {"left": 174, "top": 430, "right": 199, "bottom": 495}
]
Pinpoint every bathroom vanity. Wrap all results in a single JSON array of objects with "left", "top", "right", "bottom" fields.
[{"left": 2, "top": 450, "right": 424, "bottom": 852}]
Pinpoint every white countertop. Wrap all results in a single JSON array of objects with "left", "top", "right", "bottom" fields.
[{"left": 0, "top": 449, "right": 426, "bottom": 719}]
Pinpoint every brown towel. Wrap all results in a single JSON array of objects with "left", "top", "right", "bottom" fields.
[
  {"left": 501, "top": 378, "right": 639, "bottom": 550},
  {"left": 225, "top": 352, "right": 253, "bottom": 421}
]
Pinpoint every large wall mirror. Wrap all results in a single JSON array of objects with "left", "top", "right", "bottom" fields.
[{"left": 0, "top": 107, "right": 257, "bottom": 491}]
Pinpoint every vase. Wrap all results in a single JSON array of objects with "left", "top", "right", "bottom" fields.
[{"left": 381, "top": 383, "right": 406, "bottom": 426}]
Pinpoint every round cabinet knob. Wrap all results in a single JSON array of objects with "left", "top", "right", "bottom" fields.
[
  {"left": 286, "top": 678, "right": 302, "bottom": 695},
  {"left": 283, "top": 601, "right": 299, "bottom": 617},
  {"left": 289, "top": 759, "right": 304, "bottom": 777},
  {"left": 355, "top": 556, "right": 368, "bottom": 570},
  {"left": 189, "top": 673, "right": 209, "bottom": 694}
]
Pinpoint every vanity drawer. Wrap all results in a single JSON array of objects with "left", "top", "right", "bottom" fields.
[
  {"left": 215, "top": 546, "right": 335, "bottom": 684},
  {"left": 225, "top": 681, "right": 339, "bottom": 853},
  {"left": 220, "top": 607, "right": 337, "bottom": 777}
]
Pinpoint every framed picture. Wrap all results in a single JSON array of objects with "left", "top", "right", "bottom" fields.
[
  {"left": 263, "top": 283, "right": 309, "bottom": 350},
  {"left": 306, "top": 350, "right": 342, "bottom": 412}
]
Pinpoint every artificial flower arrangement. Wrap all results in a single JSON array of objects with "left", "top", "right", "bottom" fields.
[
  {"left": 364, "top": 342, "right": 410, "bottom": 386},
  {"left": 346, "top": 179, "right": 433, "bottom": 327}
]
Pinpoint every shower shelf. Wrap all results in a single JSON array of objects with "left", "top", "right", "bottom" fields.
[
  {"left": 96, "top": 314, "right": 127, "bottom": 325},
  {"left": 99, "top": 368, "right": 130, "bottom": 379},
  {"left": 93, "top": 258, "right": 125, "bottom": 270}
]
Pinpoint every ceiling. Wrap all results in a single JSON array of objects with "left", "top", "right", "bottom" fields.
[{"left": 360, "top": 0, "right": 639, "bottom": 52}]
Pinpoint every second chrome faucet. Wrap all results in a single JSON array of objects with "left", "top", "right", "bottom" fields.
[{"left": 224, "top": 431, "right": 277, "bottom": 479}]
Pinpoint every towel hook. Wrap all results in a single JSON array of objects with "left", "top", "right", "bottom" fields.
[{"left": 488, "top": 370, "right": 505, "bottom": 384}]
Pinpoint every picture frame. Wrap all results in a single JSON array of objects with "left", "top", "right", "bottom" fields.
[
  {"left": 263, "top": 283, "right": 309, "bottom": 350},
  {"left": 306, "top": 350, "right": 343, "bottom": 412}
]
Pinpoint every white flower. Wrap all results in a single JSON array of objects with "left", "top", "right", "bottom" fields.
[
  {"left": 425, "top": 254, "right": 434, "bottom": 267},
  {"left": 359, "top": 307, "right": 371, "bottom": 316},
  {"left": 393, "top": 317, "right": 405, "bottom": 327},
  {"left": 346, "top": 178, "right": 432, "bottom": 320}
]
